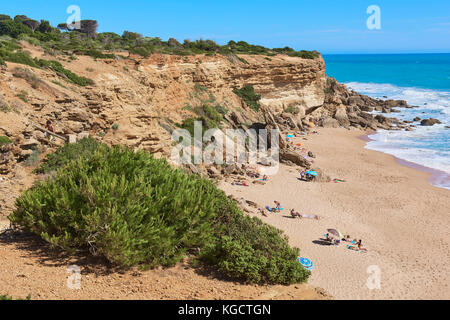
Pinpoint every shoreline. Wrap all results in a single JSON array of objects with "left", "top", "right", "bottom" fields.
[
  {"left": 220, "top": 127, "right": 450, "bottom": 300},
  {"left": 358, "top": 133, "right": 450, "bottom": 190}
]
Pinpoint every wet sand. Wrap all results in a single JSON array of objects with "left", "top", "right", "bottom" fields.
[
  {"left": 360, "top": 133, "right": 450, "bottom": 190},
  {"left": 219, "top": 127, "right": 450, "bottom": 300}
]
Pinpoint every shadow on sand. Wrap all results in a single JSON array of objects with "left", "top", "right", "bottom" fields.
[
  {"left": 0, "top": 228, "right": 124, "bottom": 276},
  {"left": 312, "top": 239, "right": 334, "bottom": 246}
]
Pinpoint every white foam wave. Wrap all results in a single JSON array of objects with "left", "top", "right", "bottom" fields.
[{"left": 346, "top": 82, "right": 450, "bottom": 189}]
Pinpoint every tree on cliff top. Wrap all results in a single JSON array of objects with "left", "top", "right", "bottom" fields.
[{"left": 58, "top": 20, "right": 98, "bottom": 38}]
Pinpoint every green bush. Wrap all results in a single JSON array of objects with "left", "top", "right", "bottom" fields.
[
  {"left": 36, "top": 59, "right": 94, "bottom": 86},
  {"left": 0, "top": 135, "right": 12, "bottom": 146},
  {"left": 81, "top": 49, "right": 115, "bottom": 59},
  {"left": 11, "top": 141, "right": 219, "bottom": 267},
  {"left": 34, "top": 136, "right": 102, "bottom": 174},
  {"left": 194, "top": 104, "right": 223, "bottom": 123},
  {"left": 233, "top": 85, "right": 261, "bottom": 112},
  {"left": 10, "top": 138, "right": 309, "bottom": 284},
  {"left": 0, "top": 19, "right": 32, "bottom": 38},
  {"left": 0, "top": 49, "right": 39, "bottom": 68},
  {"left": 201, "top": 205, "right": 310, "bottom": 285}
]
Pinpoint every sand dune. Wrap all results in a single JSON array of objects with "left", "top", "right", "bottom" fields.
[{"left": 220, "top": 128, "right": 450, "bottom": 300}]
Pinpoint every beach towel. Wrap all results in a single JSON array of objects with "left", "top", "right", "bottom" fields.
[
  {"left": 265, "top": 206, "right": 283, "bottom": 212},
  {"left": 301, "top": 214, "right": 318, "bottom": 219}
]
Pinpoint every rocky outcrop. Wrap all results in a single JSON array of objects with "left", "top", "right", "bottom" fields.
[{"left": 280, "top": 149, "right": 312, "bottom": 169}]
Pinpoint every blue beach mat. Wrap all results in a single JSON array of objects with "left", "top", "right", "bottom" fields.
[{"left": 265, "top": 206, "right": 283, "bottom": 212}]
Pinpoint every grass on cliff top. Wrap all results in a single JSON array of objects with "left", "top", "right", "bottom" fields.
[
  {"left": 0, "top": 38, "right": 93, "bottom": 86},
  {"left": 10, "top": 137, "right": 310, "bottom": 285},
  {"left": 0, "top": 13, "right": 320, "bottom": 61}
]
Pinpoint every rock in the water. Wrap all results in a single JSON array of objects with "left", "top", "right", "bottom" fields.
[{"left": 420, "top": 118, "right": 441, "bottom": 126}]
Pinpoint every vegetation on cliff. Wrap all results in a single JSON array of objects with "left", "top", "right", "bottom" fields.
[
  {"left": 0, "top": 37, "right": 94, "bottom": 86},
  {"left": 0, "top": 13, "right": 320, "bottom": 60},
  {"left": 9, "top": 138, "right": 310, "bottom": 285},
  {"left": 233, "top": 85, "right": 262, "bottom": 112},
  {"left": 0, "top": 136, "right": 12, "bottom": 146}
]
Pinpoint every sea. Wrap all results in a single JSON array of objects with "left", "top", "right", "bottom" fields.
[{"left": 323, "top": 53, "right": 450, "bottom": 190}]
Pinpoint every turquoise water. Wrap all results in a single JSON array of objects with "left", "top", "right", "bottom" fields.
[
  {"left": 323, "top": 54, "right": 450, "bottom": 190},
  {"left": 324, "top": 53, "right": 450, "bottom": 90}
]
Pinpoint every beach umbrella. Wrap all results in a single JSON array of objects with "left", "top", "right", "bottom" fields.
[
  {"left": 298, "top": 257, "right": 314, "bottom": 271},
  {"left": 287, "top": 134, "right": 294, "bottom": 138},
  {"left": 305, "top": 170, "right": 318, "bottom": 177},
  {"left": 327, "top": 229, "right": 343, "bottom": 239}
]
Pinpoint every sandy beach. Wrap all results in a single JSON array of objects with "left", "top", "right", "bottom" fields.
[{"left": 220, "top": 127, "right": 450, "bottom": 300}]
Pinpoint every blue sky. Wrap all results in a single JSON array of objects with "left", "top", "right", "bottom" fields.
[{"left": 2, "top": 0, "right": 450, "bottom": 53}]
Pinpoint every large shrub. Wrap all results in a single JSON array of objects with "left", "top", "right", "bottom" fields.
[
  {"left": 201, "top": 208, "right": 310, "bottom": 284},
  {"left": 10, "top": 138, "right": 309, "bottom": 284}
]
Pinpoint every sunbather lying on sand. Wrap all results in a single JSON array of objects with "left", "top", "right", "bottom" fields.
[
  {"left": 291, "top": 209, "right": 320, "bottom": 220},
  {"left": 232, "top": 181, "right": 249, "bottom": 187},
  {"left": 342, "top": 235, "right": 352, "bottom": 242},
  {"left": 347, "top": 240, "right": 368, "bottom": 252},
  {"left": 331, "top": 178, "right": 346, "bottom": 183},
  {"left": 290, "top": 209, "right": 301, "bottom": 218},
  {"left": 247, "top": 171, "right": 260, "bottom": 178},
  {"left": 323, "top": 233, "right": 339, "bottom": 245}
]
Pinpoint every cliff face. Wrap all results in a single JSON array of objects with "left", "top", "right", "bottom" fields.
[
  {"left": 1, "top": 47, "right": 330, "bottom": 157},
  {"left": 131, "top": 53, "right": 327, "bottom": 121}
]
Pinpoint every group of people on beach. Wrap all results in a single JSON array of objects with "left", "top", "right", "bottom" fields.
[
  {"left": 323, "top": 233, "right": 368, "bottom": 252},
  {"left": 231, "top": 167, "right": 268, "bottom": 187},
  {"left": 261, "top": 200, "right": 320, "bottom": 221},
  {"left": 299, "top": 170, "right": 317, "bottom": 182}
]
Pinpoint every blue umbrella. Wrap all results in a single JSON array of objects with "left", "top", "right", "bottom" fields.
[
  {"left": 287, "top": 134, "right": 294, "bottom": 138},
  {"left": 306, "top": 170, "right": 318, "bottom": 177},
  {"left": 298, "top": 257, "right": 314, "bottom": 270}
]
